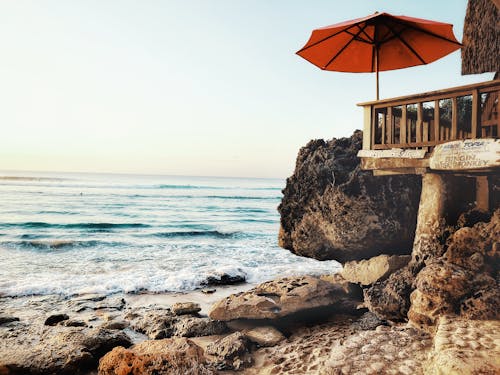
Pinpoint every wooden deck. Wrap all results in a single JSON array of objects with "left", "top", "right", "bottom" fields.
[{"left": 358, "top": 79, "right": 500, "bottom": 152}]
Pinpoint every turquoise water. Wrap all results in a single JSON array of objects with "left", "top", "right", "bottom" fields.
[{"left": 0, "top": 172, "right": 340, "bottom": 297}]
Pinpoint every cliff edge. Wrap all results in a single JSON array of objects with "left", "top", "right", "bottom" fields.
[{"left": 278, "top": 130, "right": 422, "bottom": 262}]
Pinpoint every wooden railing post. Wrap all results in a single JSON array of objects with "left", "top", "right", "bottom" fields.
[
  {"left": 434, "top": 100, "right": 440, "bottom": 142},
  {"left": 401, "top": 105, "right": 407, "bottom": 145},
  {"left": 471, "top": 89, "right": 479, "bottom": 138},
  {"left": 451, "top": 97, "right": 458, "bottom": 140},
  {"left": 387, "top": 106, "right": 393, "bottom": 144}
]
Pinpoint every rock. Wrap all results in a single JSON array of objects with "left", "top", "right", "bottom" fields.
[
  {"left": 201, "top": 288, "right": 216, "bottom": 294},
  {"left": 44, "top": 313, "right": 69, "bottom": 326},
  {"left": 206, "top": 332, "right": 251, "bottom": 371},
  {"left": 62, "top": 319, "right": 87, "bottom": 327},
  {"left": 98, "top": 337, "right": 215, "bottom": 375},
  {"left": 0, "top": 327, "right": 131, "bottom": 374},
  {"left": 209, "top": 275, "right": 362, "bottom": 321},
  {"left": 243, "top": 326, "right": 285, "bottom": 347},
  {"left": 349, "top": 311, "right": 387, "bottom": 331},
  {"left": 278, "top": 131, "right": 421, "bottom": 262},
  {"left": 174, "top": 317, "right": 228, "bottom": 338},
  {"left": 460, "top": 274, "right": 500, "bottom": 320},
  {"left": 127, "top": 308, "right": 227, "bottom": 339},
  {"left": 426, "top": 316, "right": 500, "bottom": 375},
  {"left": 324, "top": 325, "right": 433, "bottom": 375},
  {"left": 172, "top": 302, "right": 201, "bottom": 315},
  {"left": 203, "top": 273, "right": 246, "bottom": 286},
  {"left": 363, "top": 267, "right": 414, "bottom": 321},
  {"left": 0, "top": 315, "right": 19, "bottom": 326},
  {"left": 101, "top": 319, "right": 129, "bottom": 330},
  {"left": 341, "top": 254, "right": 411, "bottom": 286}
]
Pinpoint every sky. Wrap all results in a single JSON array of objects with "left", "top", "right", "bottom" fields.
[{"left": 0, "top": 0, "right": 494, "bottom": 178}]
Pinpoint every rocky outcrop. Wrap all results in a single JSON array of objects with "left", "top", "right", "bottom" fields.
[
  {"left": 365, "top": 207, "right": 499, "bottom": 326},
  {"left": 278, "top": 131, "right": 421, "bottom": 262},
  {"left": 208, "top": 275, "right": 362, "bottom": 321},
  {"left": 98, "top": 338, "right": 215, "bottom": 375},
  {"left": 341, "top": 254, "right": 411, "bottom": 286}
]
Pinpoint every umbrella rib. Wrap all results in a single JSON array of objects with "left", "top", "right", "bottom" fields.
[
  {"left": 390, "top": 18, "right": 463, "bottom": 46},
  {"left": 296, "top": 21, "right": 366, "bottom": 53},
  {"left": 323, "top": 24, "right": 368, "bottom": 69},
  {"left": 344, "top": 30, "right": 372, "bottom": 44},
  {"left": 385, "top": 23, "right": 427, "bottom": 64}
]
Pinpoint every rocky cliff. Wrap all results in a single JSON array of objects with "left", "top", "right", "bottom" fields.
[{"left": 278, "top": 130, "right": 422, "bottom": 262}]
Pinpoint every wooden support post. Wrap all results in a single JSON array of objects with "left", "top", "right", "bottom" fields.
[
  {"left": 364, "top": 106, "right": 373, "bottom": 150},
  {"left": 475, "top": 176, "right": 489, "bottom": 211},
  {"left": 451, "top": 97, "right": 458, "bottom": 140},
  {"left": 471, "top": 89, "right": 479, "bottom": 138},
  {"left": 434, "top": 100, "right": 440, "bottom": 142},
  {"left": 401, "top": 105, "right": 407, "bottom": 145}
]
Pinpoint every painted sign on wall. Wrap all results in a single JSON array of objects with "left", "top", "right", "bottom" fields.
[{"left": 430, "top": 139, "right": 500, "bottom": 170}]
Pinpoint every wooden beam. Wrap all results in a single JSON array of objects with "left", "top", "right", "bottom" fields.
[
  {"left": 451, "top": 97, "right": 458, "bottom": 140},
  {"left": 381, "top": 109, "right": 386, "bottom": 144},
  {"left": 360, "top": 157, "right": 430, "bottom": 170},
  {"left": 357, "top": 79, "right": 500, "bottom": 107}
]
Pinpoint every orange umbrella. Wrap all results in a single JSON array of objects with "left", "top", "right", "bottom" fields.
[{"left": 296, "top": 12, "right": 462, "bottom": 99}]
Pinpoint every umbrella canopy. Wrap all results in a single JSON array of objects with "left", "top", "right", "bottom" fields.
[{"left": 296, "top": 12, "right": 462, "bottom": 99}]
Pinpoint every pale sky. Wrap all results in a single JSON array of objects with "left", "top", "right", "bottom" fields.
[{"left": 0, "top": 0, "right": 494, "bottom": 178}]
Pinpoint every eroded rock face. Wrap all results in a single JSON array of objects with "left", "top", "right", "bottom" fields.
[
  {"left": 425, "top": 316, "right": 500, "bottom": 375},
  {"left": 278, "top": 131, "right": 421, "bottom": 262},
  {"left": 408, "top": 210, "right": 500, "bottom": 329},
  {"left": 341, "top": 254, "right": 411, "bottom": 286},
  {"left": 365, "top": 190, "right": 499, "bottom": 326},
  {"left": 98, "top": 338, "right": 215, "bottom": 375},
  {"left": 208, "top": 275, "right": 362, "bottom": 321}
]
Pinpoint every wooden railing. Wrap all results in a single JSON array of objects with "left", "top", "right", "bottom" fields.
[{"left": 358, "top": 79, "right": 500, "bottom": 151}]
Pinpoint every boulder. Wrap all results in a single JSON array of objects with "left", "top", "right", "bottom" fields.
[
  {"left": 341, "top": 254, "right": 411, "bottom": 286},
  {"left": 0, "top": 327, "right": 131, "bottom": 374},
  {"left": 209, "top": 275, "right": 362, "bottom": 321},
  {"left": 278, "top": 131, "right": 421, "bottom": 262},
  {"left": 205, "top": 332, "right": 251, "bottom": 371},
  {"left": 243, "top": 326, "right": 285, "bottom": 347},
  {"left": 172, "top": 302, "right": 201, "bottom": 316},
  {"left": 98, "top": 337, "right": 215, "bottom": 375},
  {"left": 363, "top": 267, "right": 414, "bottom": 321}
]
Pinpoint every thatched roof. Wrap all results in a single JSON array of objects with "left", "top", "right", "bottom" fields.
[{"left": 461, "top": 0, "right": 499, "bottom": 75}]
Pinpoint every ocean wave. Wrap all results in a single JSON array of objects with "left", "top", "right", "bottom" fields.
[
  {"left": 152, "top": 230, "right": 241, "bottom": 239},
  {"left": 2, "top": 239, "right": 103, "bottom": 250},
  {"left": 156, "top": 184, "right": 281, "bottom": 191},
  {"left": 0, "top": 222, "right": 151, "bottom": 230}
]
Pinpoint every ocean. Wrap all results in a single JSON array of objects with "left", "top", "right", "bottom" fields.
[{"left": 0, "top": 172, "right": 340, "bottom": 297}]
